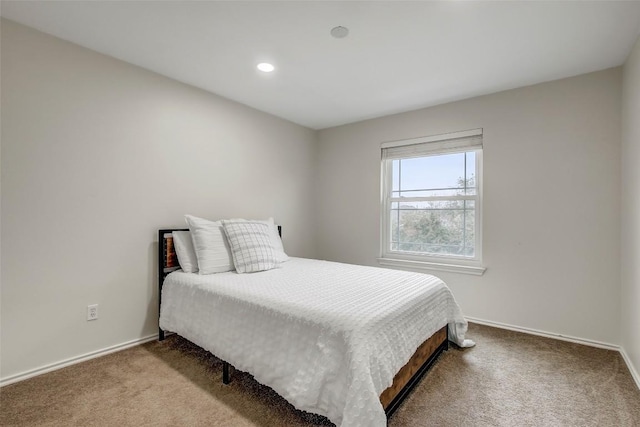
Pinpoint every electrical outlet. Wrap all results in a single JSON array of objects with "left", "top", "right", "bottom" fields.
[{"left": 87, "top": 304, "right": 98, "bottom": 321}]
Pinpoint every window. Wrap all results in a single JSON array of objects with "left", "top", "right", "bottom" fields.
[{"left": 379, "top": 129, "right": 485, "bottom": 275}]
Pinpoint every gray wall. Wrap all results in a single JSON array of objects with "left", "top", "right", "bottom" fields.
[
  {"left": 316, "top": 68, "right": 622, "bottom": 346},
  {"left": 0, "top": 19, "right": 317, "bottom": 381},
  {"left": 621, "top": 33, "right": 640, "bottom": 385}
]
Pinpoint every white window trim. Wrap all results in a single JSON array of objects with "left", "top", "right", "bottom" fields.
[
  {"left": 379, "top": 128, "right": 486, "bottom": 276},
  {"left": 377, "top": 257, "right": 486, "bottom": 276}
]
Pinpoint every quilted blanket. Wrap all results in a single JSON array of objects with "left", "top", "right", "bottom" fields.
[{"left": 159, "top": 257, "right": 473, "bottom": 426}]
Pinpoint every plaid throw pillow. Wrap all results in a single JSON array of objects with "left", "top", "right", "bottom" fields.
[{"left": 222, "top": 221, "right": 278, "bottom": 273}]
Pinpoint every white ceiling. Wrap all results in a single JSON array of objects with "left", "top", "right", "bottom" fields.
[{"left": 2, "top": 1, "right": 640, "bottom": 130}]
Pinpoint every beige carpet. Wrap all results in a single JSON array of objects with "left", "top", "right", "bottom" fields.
[{"left": 1, "top": 323, "right": 639, "bottom": 426}]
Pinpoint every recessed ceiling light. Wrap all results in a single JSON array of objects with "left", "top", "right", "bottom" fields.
[
  {"left": 330, "top": 26, "right": 349, "bottom": 39},
  {"left": 257, "top": 62, "right": 275, "bottom": 72}
]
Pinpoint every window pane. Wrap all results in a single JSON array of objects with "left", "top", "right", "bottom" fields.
[
  {"left": 393, "top": 152, "right": 477, "bottom": 197},
  {"left": 399, "top": 153, "right": 465, "bottom": 195},
  {"left": 396, "top": 200, "right": 466, "bottom": 210},
  {"left": 391, "top": 200, "right": 475, "bottom": 257}
]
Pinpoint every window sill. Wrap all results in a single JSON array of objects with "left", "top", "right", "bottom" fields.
[{"left": 377, "top": 257, "right": 486, "bottom": 276}]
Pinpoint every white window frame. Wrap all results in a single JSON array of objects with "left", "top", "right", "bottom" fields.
[{"left": 378, "top": 129, "right": 486, "bottom": 276}]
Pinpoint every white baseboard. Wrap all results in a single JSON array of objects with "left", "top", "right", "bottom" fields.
[
  {"left": 465, "top": 316, "right": 619, "bottom": 350},
  {"left": 619, "top": 347, "right": 640, "bottom": 390},
  {"left": 0, "top": 334, "right": 158, "bottom": 387}
]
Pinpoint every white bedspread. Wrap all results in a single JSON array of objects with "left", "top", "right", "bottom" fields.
[{"left": 159, "top": 257, "right": 473, "bottom": 427}]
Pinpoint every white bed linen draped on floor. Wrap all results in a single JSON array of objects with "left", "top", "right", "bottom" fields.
[{"left": 160, "top": 257, "right": 472, "bottom": 427}]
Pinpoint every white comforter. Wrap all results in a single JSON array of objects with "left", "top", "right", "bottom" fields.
[{"left": 159, "top": 257, "right": 473, "bottom": 427}]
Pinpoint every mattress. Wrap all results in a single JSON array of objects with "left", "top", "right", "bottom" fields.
[{"left": 159, "top": 257, "right": 473, "bottom": 427}]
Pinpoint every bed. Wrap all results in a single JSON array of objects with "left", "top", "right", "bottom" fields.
[{"left": 157, "top": 225, "right": 473, "bottom": 427}]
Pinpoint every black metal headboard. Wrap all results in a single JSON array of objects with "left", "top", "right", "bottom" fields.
[
  {"left": 158, "top": 228, "right": 187, "bottom": 340},
  {"left": 158, "top": 225, "right": 281, "bottom": 340}
]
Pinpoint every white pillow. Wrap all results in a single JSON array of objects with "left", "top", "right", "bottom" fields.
[
  {"left": 222, "top": 220, "right": 278, "bottom": 273},
  {"left": 184, "top": 215, "right": 234, "bottom": 274},
  {"left": 265, "top": 217, "right": 289, "bottom": 263},
  {"left": 172, "top": 231, "right": 198, "bottom": 273},
  {"left": 225, "top": 217, "right": 289, "bottom": 263}
]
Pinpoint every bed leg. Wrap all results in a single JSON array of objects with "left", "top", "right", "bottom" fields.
[
  {"left": 159, "top": 328, "right": 165, "bottom": 341},
  {"left": 223, "top": 361, "right": 230, "bottom": 384}
]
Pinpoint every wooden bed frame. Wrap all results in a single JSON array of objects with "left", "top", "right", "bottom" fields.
[{"left": 157, "top": 228, "right": 449, "bottom": 418}]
